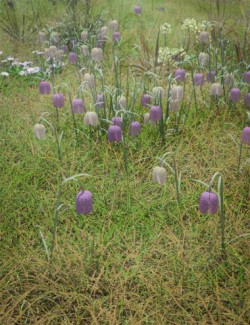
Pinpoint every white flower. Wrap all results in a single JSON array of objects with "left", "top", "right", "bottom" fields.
[
  {"left": 7, "top": 57, "right": 15, "bottom": 61},
  {"left": 0, "top": 51, "right": 3, "bottom": 56},
  {"left": 26, "top": 67, "right": 40, "bottom": 74},
  {"left": 181, "top": 18, "right": 198, "bottom": 33},
  {"left": 160, "top": 23, "right": 172, "bottom": 34},
  {"left": 198, "top": 20, "right": 213, "bottom": 32},
  {"left": 1, "top": 72, "right": 9, "bottom": 77}
]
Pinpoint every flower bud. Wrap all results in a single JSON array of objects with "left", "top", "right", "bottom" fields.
[
  {"left": 76, "top": 190, "right": 92, "bottom": 215},
  {"left": 117, "top": 96, "right": 126, "bottom": 109},
  {"left": 108, "top": 125, "right": 122, "bottom": 142},
  {"left": 244, "top": 93, "right": 250, "bottom": 107},
  {"left": 141, "top": 94, "right": 151, "bottom": 107},
  {"left": 210, "top": 83, "right": 223, "bottom": 96},
  {"left": 229, "top": 88, "right": 240, "bottom": 102},
  {"left": 39, "top": 81, "right": 51, "bottom": 95},
  {"left": 34, "top": 123, "right": 46, "bottom": 139},
  {"left": 199, "top": 52, "right": 209, "bottom": 67},
  {"left": 206, "top": 71, "right": 216, "bottom": 83},
  {"left": 84, "top": 112, "right": 98, "bottom": 126},
  {"left": 91, "top": 47, "right": 103, "bottom": 62},
  {"left": 150, "top": 105, "right": 163, "bottom": 121},
  {"left": 194, "top": 73, "right": 205, "bottom": 86},
  {"left": 81, "top": 30, "right": 88, "bottom": 41},
  {"left": 152, "top": 166, "right": 166, "bottom": 185},
  {"left": 130, "top": 121, "right": 141, "bottom": 136},
  {"left": 109, "top": 20, "right": 118, "bottom": 32},
  {"left": 69, "top": 52, "right": 77, "bottom": 64},
  {"left": 113, "top": 32, "right": 120, "bottom": 42},
  {"left": 81, "top": 45, "right": 89, "bottom": 56},
  {"left": 243, "top": 71, "right": 250, "bottom": 83},
  {"left": 84, "top": 73, "right": 95, "bottom": 88},
  {"left": 199, "top": 31, "right": 209, "bottom": 44},
  {"left": 53, "top": 93, "right": 65, "bottom": 108},
  {"left": 199, "top": 191, "right": 219, "bottom": 215},
  {"left": 72, "top": 99, "right": 85, "bottom": 113},
  {"left": 96, "top": 93, "right": 105, "bottom": 109},
  {"left": 241, "top": 126, "right": 250, "bottom": 145},
  {"left": 111, "top": 116, "right": 122, "bottom": 127},
  {"left": 175, "top": 68, "right": 186, "bottom": 82}
]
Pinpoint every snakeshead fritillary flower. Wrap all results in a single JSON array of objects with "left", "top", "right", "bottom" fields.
[
  {"left": 53, "top": 93, "right": 65, "bottom": 108},
  {"left": 229, "top": 88, "right": 241, "bottom": 102},
  {"left": 38, "top": 31, "right": 46, "bottom": 43},
  {"left": 109, "top": 20, "right": 118, "bottom": 32},
  {"left": 39, "top": 81, "right": 51, "bottom": 95},
  {"left": 224, "top": 73, "right": 234, "bottom": 86},
  {"left": 84, "top": 112, "right": 98, "bottom": 126},
  {"left": 243, "top": 71, "right": 250, "bottom": 83},
  {"left": 111, "top": 116, "right": 122, "bottom": 127},
  {"left": 152, "top": 166, "right": 167, "bottom": 185},
  {"left": 84, "top": 73, "right": 95, "bottom": 88},
  {"left": 194, "top": 73, "right": 205, "bottom": 86},
  {"left": 199, "top": 52, "right": 209, "bottom": 67},
  {"left": 199, "top": 191, "right": 219, "bottom": 215},
  {"left": 150, "top": 106, "right": 163, "bottom": 121},
  {"left": 175, "top": 68, "right": 186, "bottom": 82},
  {"left": 72, "top": 99, "right": 85, "bottom": 113},
  {"left": 244, "top": 93, "right": 250, "bottom": 107},
  {"left": 108, "top": 125, "right": 122, "bottom": 142},
  {"left": 113, "top": 32, "right": 120, "bottom": 42},
  {"left": 81, "top": 31, "right": 88, "bottom": 41},
  {"left": 242, "top": 126, "right": 250, "bottom": 144},
  {"left": 76, "top": 190, "right": 92, "bottom": 215},
  {"left": 206, "top": 71, "right": 216, "bottom": 83},
  {"left": 141, "top": 94, "right": 151, "bottom": 107},
  {"left": 134, "top": 5, "right": 142, "bottom": 14},
  {"left": 210, "top": 83, "right": 223, "bottom": 96},
  {"left": 100, "top": 26, "right": 109, "bottom": 39},
  {"left": 144, "top": 113, "right": 150, "bottom": 125},
  {"left": 34, "top": 123, "right": 46, "bottom": 139},
  {"left": 96, "top": 94, "right": 105, "bottom": 109},
  {"left": 199, "top": 31, "right": 210, "bottom": 44},
  {"left": 170, "top": 85, "right": 183, "bottom": 101},
  {"left": 130, "top": 121, "right": 141, "bottom": 136},
  {"left": 169, "top": 99, "right": 180, "bottom": 111},
  {"left": 81, "top": 45, "right": 89, "bottom": 56},
  {"left": 51, "top": 32, "right": 59, "bottom": 44},
  {"left": 91, "top": 48, "right": 103, "bottom": 62},
  {"left": 117, "top": 96, "right": 126, "bottom": 109},
  {"left": 69, "top": 52, "right": 77, "bottom": 64}
]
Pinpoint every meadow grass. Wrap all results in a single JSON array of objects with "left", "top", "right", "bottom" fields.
[{"left": 0, "top": 0, "right": 249, "bottom": 324}]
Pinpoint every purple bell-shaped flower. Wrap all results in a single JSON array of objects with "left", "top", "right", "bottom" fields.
[
  {"left": 229, "top": 88, "right": 241, "bottom": 102},
  {"left": 206, "top": 71, "right": 216, "bottom": 83},
  {"left": 76, "top": 190, "right": 93, "bottom": 215},
  {"left": 69, "top": 52, "right": 77, "bottom": 64},
  {"left": 241, "top": 126, "right": 250, "bottom": 145},
  {"left": 130, "top": 121, "right": 141, "bottom": 136},
  {"left": 149, "top": 105, "right": 163, "bottom": 121},
  {"left": 194, "top": 73, "right": 205, "bottom": 87},
  {"left": 175, "top": 68, "right": 186, "bottom": 82},
  {"left": 108, "top": 125, "right": 122, "bottom": 142},
  {"left": 111, "top": 116, "right": 122, "bottom": 127},
  {"left": 53, "top": 93, "right": 65, "bottom": 108},
  {"left": 113, "top": 32, "right": 120, "bottom": 42},
  {"left": 199, "top": 191, "right": 219, "bottom": 215},
  {"left": 72, "top": 99, "right": 85, "bottom": 113},
  {"left": 243, "top": 71, "right": 250, "bottom": 83},
  {"left": 244, "top": 93, "right": 250, "bottom": 107},
  {"left": 141, "top": 93, "right": 151, "bottom": 107},
  {"left": 39, "top": 81, "right": 51, "bottom": 95}
]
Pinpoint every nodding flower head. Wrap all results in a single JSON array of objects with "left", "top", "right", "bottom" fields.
[
  {"left": 84, "top": 73, "right": 95, "bottom": 89},
  {"left": 34, "top": 123, "right": 46, "bottom": 139},
  {"left": 229, "top": 88, "right": 240, "bottom": 102},
  {"left": 113, "top": 31, "right": 120, "bottom": 42},
  {"left": 152, "top": 87, "right": 164, "bottom": 100},
  {"left": 109, "top": 20, "right": 119, "bottom": 32},
  {"left": 134, "top": 5, "right": 142, "bottom": 14},
  {"left": 150, "top": 105, "right": 163, "bottom": 121},
  {"left": 199, "top": 52, "right": 209, "bottom": 67},
  {"left": 224, "top": 73, "right": 234, "bottom": 86},
  {"left": 117, "top": 96, "right": 126, "bottom": 109},
  {"left": 72, "top": 99, "right": 85, "bottom": 113},
  {"left": 69, "top": 52, "right": 77, "bottom": 64},
  {"left": 241, "top": 126, "right": 250, "bottom": 145},
  {"left": 199, "top": 31, "right": 210, "bottom": 44},
  {"left": 210, "top": 83, "right": 223, "bottom": 96},
  {"left": 81, "top": 45, "right": 89, "bottom": 56},
  {"left": 76, "top": 190, "right": 93, "bottom": 215},
  {"left": 244, "top": 93, "right": 250, "bottom": 107},
  {"left": 175, "top": 68, "right": 186, "bottom": 82},
  {"left": 152, "top": 166, "right": 167, "bottom": 185},
  {"left": 206, "top": 71, "right": 216, "bottom": 83},
  {"left": 100, "top": 26, "right": 109, "bottom": 39},
  {"left": 53, "top": 93, "right": 65, "bottom": 108},
  {"left": 199, "top": 191, "right": 219, "bottom": 215},
  {"left": 108, "top": 125, "right": 122, "bottom": 142},
  {"left": 194, "top": 73, "right": 205, "bottom": 87},
  {"left": 81, "top": 30, "right": 88, "bottom": 41},
  {"left": 39, "top": 81, "right": 51, "bottom": 95},
  {"left": 130, "top": 121, "right": 141, "bottom": 136},
  {"left": 38, "top": 31, "right": 47, "bottom": 43},
  {"left": 243, "top": 71, "right": 250, "bottom": 83},
  {"left": 169, "top": 99, "right": 180, "bottom": 111},
  {"left": 170, "top": 85, "right": 183, "bottom": 101},
  {"left": 144, "top": 112, "right": 150, "bottom": 125},
  {"left": 96, "top": 93, "right": 105, "bottom": 109},
  {"left": 111, "top": 116, "right": 122, "bottom": 127},
  {"left": 141, "top": 93, "right": 151, "bottom": 107},
  {"left": 84, "top": 112, "right": 99, "bottom": 126},
  {"left": 91, "top": 47, "right": 103, "bottom": 62}
]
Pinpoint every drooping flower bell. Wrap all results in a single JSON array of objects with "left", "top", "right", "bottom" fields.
[
  {"left": 199, "top": 31, "right": 210, "bottom": 44},
  {"left": 149, "top": 105, "right": 163, "bottom": 121},
  {"left": 113, "top": 32, "right": 120, "bottom": 42},
  {"left": 84, "top": 73, "right": 95, "bottom": 89},
  {"left": 100, "top": 26, "right": 109, "bottom": 39},
  {"left": 130, "top": 121, "right": 141, "bottom": 136},
  {"left": 111, "top": 116, "right": 122, "bottom": 127},
  {"left": 72, "top": 99, "right": 85, "bottom": 113},
  {"left": 69, "top": 52, "right": 77, "bottom": 64},
  {"left": 81, "top": 30, "right": 88, "bottom": 41},
  {"left": 175, "top": 68, "right": 186, "bottom": 82},
  {"left": 170, "top": 85, "right": 183, "bottom": 101},
  {"left": 152, "top": 87, "right": 164, "bottom": 102},
  {"left": 229, "top": 88, "right": 241, "bottom": 102},
  {"left": 81, "top": 45, "right": 89, "bottom": 56},
  {"left": 199, "top": 191, "right": 219, "bottom": 215},
  {"left": 134, "top": 5, "right": 142, "bottom": 14},
  {"left": 241, "top": 126, "right": 250, "bottom": 145},
  {"left": 60, "top": 44, "right": 68, "bottom": 53},
  {"left": 224, "top": 73, "right": 234, "bottom": 86},
  {"left": 34, "top": 123, "right": 46, "bottom": 139},
  {"left": 199, "top": 52, "right": 209, "bottom": 67},
  {"left": 169, "top": 99, "right": 180, "bottom": 111},
  {"left": 76, "top": 190, "right": 93, "bottom": 215},
  {"left": 206, "top": 71, "right": 216, "bottom": 83},
  {"left": 108, "top": 125, "right": 122, "bottom": 142},
  {"left": 109, "top": 20, "right": 119, "bottom": 32},
  {"left": 243, "top": 71, "right": 250, "bottom": 83},
  {"left": 51, "top": 32, "right": 59, "bottom": 45},
  {"left": 91, "top": 47, "right": 103, "bottom": 62},
  {"left": 96, "top": 93, "right": 105, "bottom": 109},
  {"left": 53, "top": 93, "right": 65, "bottom": 108},
  {"left": 39, "top": 81, "right": 51, "bottom": 95},
  {"left": 141, "top": 94, "right": 151, "bottom": 107},
  {"left": 143, "top": 112, "right": 150, "bottom": 125},
  {"left": 152, "top": 166, "right": 167, "bottom": 185},
  {"left": 210, "top": 83, "right": 223, "bottom": 96},
  {"left": 194, "top": 73, "right": 205, "bottom": 87},
  {"left": 244, "top": 93, "right": 250, "bottom": 107},
  {"left": 117, "top": 96, "right": 126, "bottom": 109},
  {"left": 84, "top": 112, "right": 98, "bottom": 126}
]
